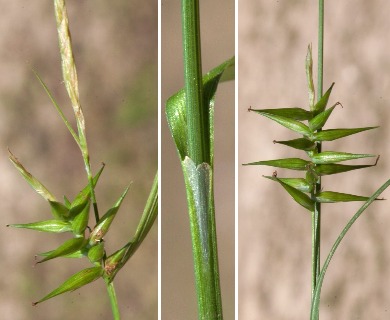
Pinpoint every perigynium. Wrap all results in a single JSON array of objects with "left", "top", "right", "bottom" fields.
[{"left": 6, "top": 1, "right": 157, "bottom": 319}]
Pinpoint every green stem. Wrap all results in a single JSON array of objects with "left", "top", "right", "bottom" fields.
[
  {"left": 312, "top": 0, "right": 325, "bottom": 299},
  {"left": 181, "top": 1, "right": 222, "bottom": 318},
  {"left": 83, "top": 153, "right": 100, "bottom": 222},
  {"left": 106, "top": 280, "right": 120, "bottom": 320},
  {"left": 181, "top": 0, "right": 209, "bottom": 165}
]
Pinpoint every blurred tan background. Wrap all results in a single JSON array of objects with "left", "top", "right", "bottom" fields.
[
  {"left": 162, "top": 0, "right": 235, "bottom": 319},
  {"left": 239, "top": 1, "right": 390, "bottom": 319},
  {"left": 0, "top": 1, "right": 157, "bottom": 319}
]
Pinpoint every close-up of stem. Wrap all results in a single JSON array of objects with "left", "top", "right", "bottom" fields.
[
  {"left": 164, "top": 0, "right": 234, "bottom": 319},
  {"left": 311, "top": 0, "right": 324, "bottom": 299}
]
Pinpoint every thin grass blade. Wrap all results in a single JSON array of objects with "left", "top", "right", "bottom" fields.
[{"left": 310, "top": 179, "right": 390, "bottom": 320}]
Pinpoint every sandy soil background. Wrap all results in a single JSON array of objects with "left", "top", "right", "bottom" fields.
[
  {"left": 239, "top": 1, "right": 390, "bottom": 319},
  {"left": 161, "top": 0, "right": 235, "bottom": 319},
  {"left": 0, "top": 1, "right": 157, "bottom": 319}
]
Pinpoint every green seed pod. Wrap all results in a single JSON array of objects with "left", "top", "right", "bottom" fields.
[
  {"left": 104, "top": 243, "right": 132, "bottom": 282},
  {"left": 33, "top": 266, "right": 103, "bottom": 306},
  {"left": 244, "top": 158, "right": 310, "bottom": 171},
  {"left": 311, "top": 151, "right": 376, "bottom": 164},
  {"left": 49, "top": 201, "right": 70, "bottom": 220},
  {"left": 250, "top": 107, "right": 312, "bottom": 121},
  {"left": 309, "top": 103, "right": 339, "bottom": 132},
  {"left": 7, "top": 220, "right": 73, "bottom": 233},
  {"left": 89, "top": 186, "right": 129, "bottom": 245},
  {"left": 312, "top": 82, "right": 335, "bottom": 115},
  {"left": 87, "top": 242, "right": 105, "bottom": 263},
  {"left": 254, "top": 112, "right": 312, "bottom": 136},
  {"left": 315, "top": 163, "right": 378, "bottom": 176},
  {"left": 37, "top": 237, "right": 87, "bottom": 264},
  {"left": 71, "top": 198, "right": 90, "bottom": 236},
  {"left": 264, "top": 176, "right": 313, "bottom": 193},
  {"left": 314, "top": 191, "right": 382, "bottom": 203},
  {"left": 313, "top": 127, "right": 378, "bottom": 142},
  {"left": 274, "top": 138, "right": 316, "bottom": 151},
  {"left": 269, "top": 177, "right": 314, "bottom": 211}
]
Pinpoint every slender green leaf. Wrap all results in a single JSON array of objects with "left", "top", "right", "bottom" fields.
[
  {"left": 37, "top": 250, "right": 85, "bottom": 258},
  {"left": 310, "top": 179, "right": 390, "bottom": 320},
  {"left": 312, "top": 82, "right": 334, "bottom": 115},
  {"left": 252, "top": 112, "right": 311, "bottom": 136},
  {"left": 33, "top": 266, "right": 103, "bottom": 305},
  {"left": 267, "top": 177, "right": 314, "bottom": 211},
  {"left": 308, "top": 103, "right": 339, "bottom": 131},
  {"left": 32, "top": 69, "right": 80, "bottom": 149},
  {"left": 37, "top": 237, "right": 87, "bottom": 264},
  {"left": 315, "top": 191, "right": 382, "bottom": 203},
  {"left": 243, "top": 158, "right": 310, "bottom": 171},
  {"left": 274, "top": 138, "right": 316, "bottom": 151},
  {"left": 7, "top": 220, "right": 73, "bottom": 233},
  {"left": 89, "top": 186, "right": 129, "bottom": 245},
  {"left": 8, "top": 150, "right": 56, "bottom": 202},
  {"left": 313, "top": 127, "right": 378, "bottom": 141},
  {"left": 264, "top": 176, "right": 313, "bottom": 193},
  {"left": 249, "top": 107, "right": 312, "bottom": 121},
  {"left": 311, "top": 151, "right": 376, "bottom": 164},
  {"left": 106, "top": 172, "right": 158, "bottom": 283}
]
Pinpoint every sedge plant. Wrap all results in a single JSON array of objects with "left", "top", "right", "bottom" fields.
[
  {"left": 165, "top": 0, "right": 234, "bottom": 318},
  {"left": 244, "top": 1, "right": 390, "bottom": 318},
  {"left": 7, "top": 1, "right": 157, "bottom": 319}
]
